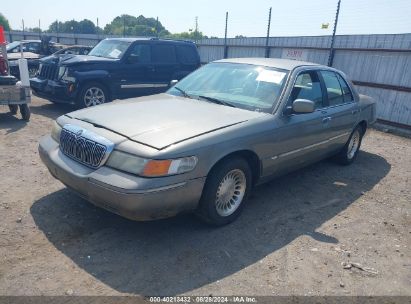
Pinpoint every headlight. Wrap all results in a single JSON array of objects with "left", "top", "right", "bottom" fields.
[
  {"left": 58, "top": 66, "right": 67, "bottom": 79},
  {"left": 60, "top": 67, "right": 76, "bottom": 82},
  {"left": 51, "top": 121, "right": 62, "bottom": 142},
  {"left": 106, "top": 150, "right": 198, "bottom": 177},
  {"left": 38, "top": 63, "right": 43, "bottom": 74}
]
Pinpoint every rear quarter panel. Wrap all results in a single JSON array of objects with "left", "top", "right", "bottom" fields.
[{"left": 358, "top": 94, "right": 377, "bottom": 126}]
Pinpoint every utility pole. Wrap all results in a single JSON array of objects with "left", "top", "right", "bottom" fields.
[
  {"left": 265, "top": 7, "right": 272, "bottom": 58},
  {"left": 156, "top": 16, "right": 159, "bottom": 38},
  {"left": 97, "top": 18, "right": 100, "bottom": 41},
  {"left": 123, "top": 15, "right": 126, "bottom": 37},
  {"left": 22, "top": 19, "right": 26, "bottom": 40},
  {"left": 194, "top": 16, "right": 199, "bottom": 41},
  {"left": 38, "top": 19, "right": 41, "bottom": 38},
  {"left": 56, "top": 20, "right": 60, "bottom": 43},
  {"left": 224, "top": 12, "right": 228, "bottom": 58},
  {"left": 328, "top": 0, "right": 341, "bottom": 66}
]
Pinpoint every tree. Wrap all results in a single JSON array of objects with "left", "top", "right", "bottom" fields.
[
  {"left": 0, "top": 13, "right": 11, "bottom": 31},
  {"left": 47, "top": 19, "right": 98, "bottom": 34},
  {"left": 104, "top": 14, "right": 170, "bottom": 37},
  {"left": 167, "top": 30, "right": 208, "bottom": 40}
]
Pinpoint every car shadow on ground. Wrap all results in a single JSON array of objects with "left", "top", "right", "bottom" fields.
[
  {"left": 31, "top": 151, "right": 390, "bottom": 295},
  {"left": 0, "top": 111, "right": 27, "bottom": 134},
  {"left": 29, "top": 102, "right": 76, "bottom": 120}
]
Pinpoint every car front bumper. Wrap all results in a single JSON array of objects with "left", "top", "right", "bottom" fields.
[
  {"left": 30, "top": 77, "right": 77, "bottom": 103},
  {"left": 38, "top": 135, "right": 206, "bottom": 221}
]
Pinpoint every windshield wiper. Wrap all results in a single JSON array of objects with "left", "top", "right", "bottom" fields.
[
  {"left": 198, "top": 95, "right": 236, "bottom": 108},
  {"left": 174, "top": 86, "right": 191, "bottom": 98}
]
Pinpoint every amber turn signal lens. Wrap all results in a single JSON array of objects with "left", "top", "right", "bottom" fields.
[{"left": 142, "top": 160, "right": 172, "bottom": 177}]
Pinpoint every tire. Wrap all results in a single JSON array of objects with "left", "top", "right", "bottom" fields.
[
  {"left": 75, "top": 82, "right": 108, "bottom": 109},
  {"left": 196, "top": 157, "right": 252, "bottom": 226},
  {"left": 19, "top": 104, "right": 30, "bottom": 121},
  {"left": 334, "top": 125, "right": 363, "bottom": 165},
  {"left": 8, "top": 105, "right": 18, "bottom": 115}
]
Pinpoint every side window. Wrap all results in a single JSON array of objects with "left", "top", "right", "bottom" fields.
[
  {"left": 336, "top": 74, "right": 354, "bottom": 102},
  {"left": 151, "top": 44, "right": 176, "bottom": 63},
  {"left": 176, "top": 45, "right": 198, "bottom": 64},
  {"left": 289, "top": 71, "right": 323, "bottom": 109},
  {"left": 26, "top": 42, "right": 41, "bottom": 53},
  {"left": 128, "top": 44, "right": 151, "bottom": 63},
  {"left": 320, "top": 71, "right": 344, "bottom": 106}
]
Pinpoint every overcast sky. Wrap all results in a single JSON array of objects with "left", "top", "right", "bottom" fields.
[{"left": 2, "top": 0, "right": 410, "bottom": 37}]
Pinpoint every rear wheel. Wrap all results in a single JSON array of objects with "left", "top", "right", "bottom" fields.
[
  {"left": 335, "top": 126, "right": 363, "bottom": 165},
  {"left": 8, "top": 105, "right": 18, "bottom": 115},
  {"left": 76, "top": 82, "right": 108, "bottom": 109},
  {"left": 196, "top": 157, "right": 252, "bottom": 226},
  {"left": 19, "top": 104, "right": 30, "bottom": 121}
]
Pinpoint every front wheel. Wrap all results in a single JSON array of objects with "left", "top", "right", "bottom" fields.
[
  {"left": 196, "top": 157, "right": 252, "bottom": 226},
  {"left": 76, "top": 82, "right": 108, "bottom": 109},
  {"left": 334, "top": 126, "right": 363, "bottom": 165}
]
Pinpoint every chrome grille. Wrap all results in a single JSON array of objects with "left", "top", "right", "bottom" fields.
[{"left": 59, "top": 124, "right": 114, "bottom": 168}]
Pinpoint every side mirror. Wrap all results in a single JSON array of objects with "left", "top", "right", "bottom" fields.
[
  {"left": 292, "top": 99, "right": 315, "bottom": 114},
  {"left": 169, "top": 79, "right": 178, "bottom": 87}
]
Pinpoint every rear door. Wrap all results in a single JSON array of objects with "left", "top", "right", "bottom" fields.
[
  {"left": 318, "top": 70, "right": 359, "bottom": 152},
  {"left": 176, "top": 44, "right": 200, "bottom": 78},
  {"left": 147, "top": 43, "right": 179, "bottom": 93}
]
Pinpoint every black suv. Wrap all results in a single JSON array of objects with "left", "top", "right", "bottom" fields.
[{"left": 30, "top": 38, "right": 200, "bottom": 108}]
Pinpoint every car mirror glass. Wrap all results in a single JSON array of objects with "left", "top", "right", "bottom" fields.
[
  {"left": 292, "top": 99, "right": 315, "bottom": 114},
  {"left": 169, "top": 79, "right": 178, "bottom": 87}
]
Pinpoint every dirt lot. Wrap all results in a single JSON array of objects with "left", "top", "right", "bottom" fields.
[{"left": 0, "top": 96, "right": 410, "bottom": 296}]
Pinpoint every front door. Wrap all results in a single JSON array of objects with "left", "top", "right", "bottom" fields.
[
  {"left": 118, "top": 43, "right": 151, "bottom": 98},
  {"left": 263, "top": 70, "right": 331, "bottom": 177}
]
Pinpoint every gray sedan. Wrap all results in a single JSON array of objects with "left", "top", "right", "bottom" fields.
[{"left": 39, "top": 58, "right": 376, "bottom": 226}]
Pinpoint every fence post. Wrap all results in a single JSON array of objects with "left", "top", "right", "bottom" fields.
[
  {"left": 328, "top": 0, "right": 341, "bottom": 66},
  {"left": 265, "top": 7, "right": 272, "bottom": 58},
  {"left": 224, "top": 12, "right": 228, "bottom": 58}
]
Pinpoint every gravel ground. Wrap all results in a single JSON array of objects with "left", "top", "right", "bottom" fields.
[{"left": 0, "top": 97, "right": 410, "bottom": 296}]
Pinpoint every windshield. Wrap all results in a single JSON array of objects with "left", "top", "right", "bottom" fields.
[
  {"left": 6, "top": 41, "right": 21, "bottom": 51},
  {"left": 88, "top": 40, "right": 130, "bottom": 59},
  {"left": 167, "top": 62, "right": 288, "bottom": 112}
]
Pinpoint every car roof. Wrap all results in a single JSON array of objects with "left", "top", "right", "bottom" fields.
[
  {"left": 214, "top": 57, "right": 322, "bottom": 71},
  {"left": 16, "top": 40, "right": 41, "bottom": 43},
  {"left": 104, "top": 37, "right": 195, "bottom": 45}
]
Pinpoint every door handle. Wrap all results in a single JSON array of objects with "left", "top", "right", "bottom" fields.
[{"left": 322, "top": 117, "right": 332, "bottom": 123}]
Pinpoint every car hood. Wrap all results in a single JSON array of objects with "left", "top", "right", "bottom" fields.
[
  {"left": 66, "top": 94, "right": 267, "bottom": 150},
  {"left": 57, "top": 54, "right": 118, "bottom": 66}
]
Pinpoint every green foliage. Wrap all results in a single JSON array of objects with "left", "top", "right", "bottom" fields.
[
  {"left": 25, "top": 27, "right": 41, "bottom": 33},
  {"left": 47, "top": 19, "right": 99, "bottom": 34},
  {"left": 166, "top": 30, "right": 207, "bottom": 40},
  {"left": 104, "top": 14, "right": 170, "bottom": 36},
  {"left": 0, "top": 13, "right": 11, "bottom": 31},
  {"left": 41, "top": 14, "right": 213, "bottom": 40}
]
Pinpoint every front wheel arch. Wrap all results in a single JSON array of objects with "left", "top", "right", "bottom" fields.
[{"left": 206, "top": 150, "right": 261, "bottom": 187}]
